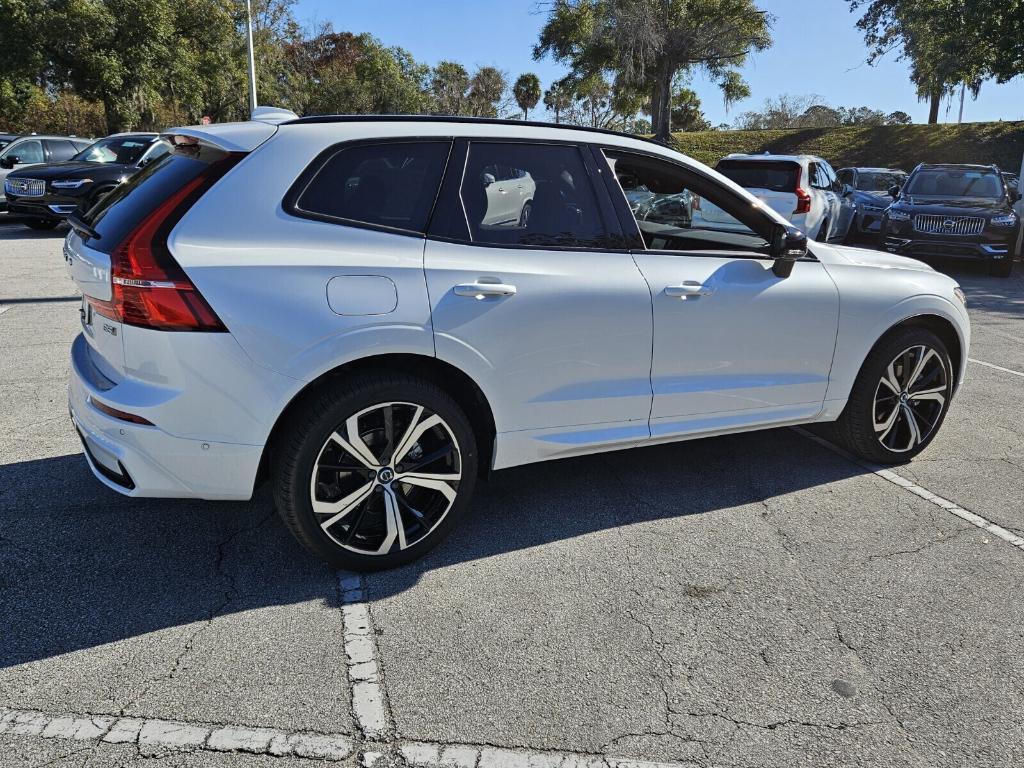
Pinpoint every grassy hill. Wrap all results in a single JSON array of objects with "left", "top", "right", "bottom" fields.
[{"left": 670, "top": 121, "right": 1024, "bottom": 172}]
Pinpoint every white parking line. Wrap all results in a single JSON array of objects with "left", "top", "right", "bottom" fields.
[
  {"left": 340, "top": 573, "right": 393, "bottom": 740},
  {"left": 0, "top": 305, "right": 11, "bottom": 315},
  {"left": 969, "top": 357, "right": 1024, "bottom": 378},
  {"left": 795, "top": 428, "right": 1024, "bottom": 553},
  {"left": 0, "top": 708, "right": 355, "bottom": 760},
  {"left": 0, "top": 706, "right": 700, "bottom": 768}
]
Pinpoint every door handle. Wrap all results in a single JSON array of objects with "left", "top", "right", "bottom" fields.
[
  {"left": 454, "top": 282, "right": 517, "bottom": 299},
  {"left": 665, "top": 282, "right": 713, "bottom": 299}
]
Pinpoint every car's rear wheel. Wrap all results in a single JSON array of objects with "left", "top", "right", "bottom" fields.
[
  {"left": 272, "top": 373, "right": 477, "bottom": 571},
  {"left": 518, "top": 201, "right": 532, "bottom": 227},
  {"left": 834, "top": 327, "right": 953, "bottom": 464},
  {"left": 25, "top": 219, "right": 58, "bottom": 230},
  {"left": 989, "top": 257, "right": 1013, "bottom": 278}
]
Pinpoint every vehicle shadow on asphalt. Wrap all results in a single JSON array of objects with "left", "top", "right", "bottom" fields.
[{"left": 0, "top": 427, "right": 868, "bottom": 666}]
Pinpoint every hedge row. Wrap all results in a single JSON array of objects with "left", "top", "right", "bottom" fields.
[{"left": 670, "top": 121, "right": 1024, "bottom": 173}]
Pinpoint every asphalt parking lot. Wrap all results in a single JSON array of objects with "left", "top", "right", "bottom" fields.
[{"left": 1, "top": 217, "right": 1022, "bottom": 768}]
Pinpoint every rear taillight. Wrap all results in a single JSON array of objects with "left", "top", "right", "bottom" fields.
[
  {"left": 89, "top": 152, "right": 243, "bottom": 332},
  {"left": 794, "top": 187, "right": 812, "bottom": 215}
]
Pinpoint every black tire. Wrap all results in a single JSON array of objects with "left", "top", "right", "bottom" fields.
[
  {"left": 25, "top": 219, "right": 58, "bottom": 230},
  {"left": 518, "top": 201, "right": 532, "bottom": 227},
  {"left": 86, "top": 186, "right": 116, "bottom": 211},
  {"left": 833, "top": 326, "right": 953, "bottom": 464},
  {"left": 272, "top": 372, "right": 478, "bottom": 571},
  {"left": 989, "top": 257, "right": 1013, "bottom": 278}
]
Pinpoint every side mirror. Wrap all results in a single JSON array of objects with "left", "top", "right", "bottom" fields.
[
  {"left": 0, "top": 156, "right": 14, "bottom": 169},
  {"left": 481, "top": 172, "right": 496, "bottom": 186},
  {"left": 888, "top": 184, "right": 901, "bottom": 200},
  {"left": 770, "top": 224, "right": 807, "bottom": 278},
  {"left": 841, "top": 183, "right": 854, "bottom": 197}
]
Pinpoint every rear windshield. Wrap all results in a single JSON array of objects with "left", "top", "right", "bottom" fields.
[
  {"left": 715, "top": 160, "right": 799, "bottom": 192},
  {"left": 82, "top": 142, "right": 230, "bottom": 253},
  {"left": 904, "top": 169, "right": 1004, "bottom": 198}
]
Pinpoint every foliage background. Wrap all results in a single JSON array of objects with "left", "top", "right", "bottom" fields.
[{"left": 672, "top": 121, "right": 1024, "bottom": 171}]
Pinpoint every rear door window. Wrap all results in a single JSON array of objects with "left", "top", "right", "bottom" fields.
[
  {"left": 290, "top": 141, "right": 452, "bottom": 234},
  {"left": 459, "top": 142, "right": 607, "bottom": 248},
  {"left": 714, "top": 160, "right": 799, "bottom": 192},
  {"left": 45, "top": 140, "right": 80, "bottom": 161}
]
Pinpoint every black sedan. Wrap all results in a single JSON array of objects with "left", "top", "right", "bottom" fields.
[
  {"left": 3, "top": 133, "right": 168, "bottom": 230},
  {"left": 882, "top": 163, "right": 1022, "bottom": 277}
]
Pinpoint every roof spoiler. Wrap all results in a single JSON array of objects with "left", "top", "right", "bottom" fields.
[{"left": 250, "top": 106, "right": 299, "bottom": 125}]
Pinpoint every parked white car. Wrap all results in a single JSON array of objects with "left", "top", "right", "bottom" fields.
[
  {"left": 480, "top": 164, "right": 535, "bottom": 227},
  {"left": 64, "top": 113, "right": 969, "bottom": 570},
  {"left": 698, "top": 153, "right": 854, "bottom": 243}
]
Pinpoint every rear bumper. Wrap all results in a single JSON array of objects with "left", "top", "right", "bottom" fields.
[{"left": 69, "top": 333, "right": 263, "bottom": 500}]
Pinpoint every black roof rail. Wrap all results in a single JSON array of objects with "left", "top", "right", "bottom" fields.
[{"left": 281, "top": 113, "right": 665, "bottom": 146}]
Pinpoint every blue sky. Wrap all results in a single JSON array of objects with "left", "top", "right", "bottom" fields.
[{"left": 293, "top": 0, "right": 1024, "bottom": 125}]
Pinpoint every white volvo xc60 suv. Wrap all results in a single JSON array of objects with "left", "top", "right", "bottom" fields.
[{"left": 64, "top": 112, "right": 970, "bottom": 570}]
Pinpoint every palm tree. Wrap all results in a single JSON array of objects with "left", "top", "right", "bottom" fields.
[{"left": 513, "top": 73, "right": 542, "bottom": 120}]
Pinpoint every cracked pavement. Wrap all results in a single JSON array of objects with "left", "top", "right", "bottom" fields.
[{"left": 1, "top": 223, "right": 1023, "bottom": 767}]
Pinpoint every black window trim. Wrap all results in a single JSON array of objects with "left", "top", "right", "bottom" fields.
[
  {"left": 425, "top": 136, "right": 630, "bottom": 254},
  {"left": 282, "top": 136, "right": 456, "bottom": 239},
  {"left": 594, "top": 144, "right": 820, "bottom": 263}
]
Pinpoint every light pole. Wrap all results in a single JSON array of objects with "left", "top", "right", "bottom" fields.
[{"left": 245, "top": 0, "right": 258, "bottom": 117}]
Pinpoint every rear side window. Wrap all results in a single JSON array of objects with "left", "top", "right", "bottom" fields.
[
  {"left": 291, "top": 141, "right": 451, "bottom": 235},
  {"left": 84, "top": 142, "right": 233, "bottom": 254},
  {"left": 460, "top": 142, "right": 606, "bottom": 248},
  {"left": 715, "top": 160, "right": 799, "bottom": 193},
  {"left": 46, "top": 140, "right": 79, "bottom": 161}
]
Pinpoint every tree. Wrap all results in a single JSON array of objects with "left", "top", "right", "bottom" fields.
[
  {"left": 733, "top": 93, "right": 825, "bottom": 129},
  {"left": 887, "top": 110, "right": 912, "bottom": 125},
  {"left": 534, "top": 0, "right": 772, "bottom": 142},
  {"left": 467, "top": 67, "right": 507, "bottom": 117},
  {"left": 431, "top": 61, "right": 470, "bottom": 115},
  {"left": 513, "top": 73, "right": 542, "bottom": 119},
  {"left": 670, "top": 87, "right": 711, "bottom": 131},
  {"left": 543, "top": 82, "right": 573, "bottom": 123},
  {"left": 845, "top": 0, "right": 1023, "bottom": 123}
]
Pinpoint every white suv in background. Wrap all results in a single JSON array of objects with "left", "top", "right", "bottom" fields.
[
  {"left": 64, "top": 113, "right": 969, "bottom": 570},
  {"left": 700, "top": 153, "right": 854, "bottom": 243}
]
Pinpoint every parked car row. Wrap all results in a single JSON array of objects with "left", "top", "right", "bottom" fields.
[
  {"left": 679, "top": 152, "right": 1020, "bottom": 278},
  {"left": 1, "top": 132, "right": 168, "bottom": 229}
]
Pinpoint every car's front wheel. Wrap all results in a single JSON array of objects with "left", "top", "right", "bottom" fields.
[
  {"left": 834, "top": 327, "right": 954, "bottom": 464},
  {"left": 989, "top": 256, "right": 1013, "bottom": 278},
  {"left": 272, "top": 373, "right": 477, "bottom": 570}
]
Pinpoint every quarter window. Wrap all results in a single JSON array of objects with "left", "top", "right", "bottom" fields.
[
  {"left": 293, "top": 141, "right": 451, "bottom": 234},
  {"left": 606, "top": 150, "right": 772, "bottom": 255},
  {"left": 460, "top": 142, "right": 606, "bottom": 248}
]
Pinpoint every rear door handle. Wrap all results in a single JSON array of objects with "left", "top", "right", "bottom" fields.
[
  {"left": 454, "top": 282, "right": 517, "bottom": 298},
  {"left": 665, "top": 282, "right": 713, "bottom": 299}
]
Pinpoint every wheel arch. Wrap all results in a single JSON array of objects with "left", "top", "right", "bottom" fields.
[
  {"left": 868, "top": 312, "right": 964, "bottom": 388},
  {"left": 257, "top": 353, "right": 497, "bottom": 486}
]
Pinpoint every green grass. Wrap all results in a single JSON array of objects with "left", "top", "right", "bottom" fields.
[{"left": 670, "top": 121, "right": 1024, "bottom": 172}]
